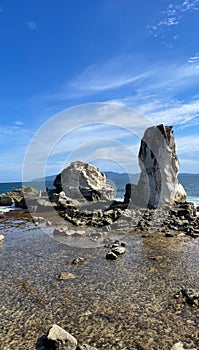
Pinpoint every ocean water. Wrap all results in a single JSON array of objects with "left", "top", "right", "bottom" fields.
[{"left": 0, "top": 174, "right": 198, "bottom": 211}]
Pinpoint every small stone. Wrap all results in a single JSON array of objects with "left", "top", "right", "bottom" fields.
[
  {"left": 46, "top": 220, "right": 52, "bottom": 227},
  {"left": 177, "top": 232, "right": 186, "bottom": 237},
  {"left": 111, "top": 246, "right": 126, "bottom": 255},
  {"left": 106, "top": 251, "right": 118, "bottom": 260},
  {"left": 32, "top": 216, "right": 45, "bottom": 224},
  {"left": 47, "top": 324, "right": 77, "bottom": 350},
  {"left": 171, "top": 342, "right": 184, "bottom": 350},
  {"left": 72, "top": 230, "right": 85, "bottom": 237},
  {"left": 57, "top": 272, "right": 75, "bottom": 280},
  {"left": 149, "top": 255, "right": 163, "bottom": 262},
  {"left": 112, "top": 243, "right": 119, "bottom": 248},
  {"left": 121, "top": 242, "right": 126, "bottom": 247},
  {"left": 53, "top": 227, "right": 69, "bottom": 236},
  {"left": 77, "top": 345, "right": 98, "bottom": 350},
  {"left": 171, "top": 341, "right": 197, "bottom": 350},
  {"left": 165, "top": 232, "right": 175, "bottom": 237},
  {"left": 71, "top": 257, "right": 86, "bottom": 265},
  {"left": 0, "top": 234, "right": 5, "bottom": 242},
  {"left": 0, "top": 211, "right": 4, "bottom": 218}
]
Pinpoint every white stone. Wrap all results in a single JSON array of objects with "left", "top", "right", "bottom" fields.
[
  {"left": 171, "top": 342, "right": 197, "bottom": 350},
  {"left": 54, "top": 161, "right": 115, "bottom": 201},
  {"left": 47, "top": 324, "right": 77, "bottom": 350},
  {"left": 0, "top": 234, "right": 5, "bottom": 242}
]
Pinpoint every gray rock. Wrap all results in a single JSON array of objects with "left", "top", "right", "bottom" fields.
[
  {"left": 53, "top": 227, "right": 69, "bottom": 236},
  {"left": 106, "top": 251, "right": 118, "bottom": 260},
  {"left": 54, "top": 161, "right": 115, "bottom": 202},
  {"left": 77, "top": 345, "right": 98, "bottom": 350},
  {"left": 124, "top": 124, "right": 186, "bottom": 208},
  {"left": 47, "top": 324, "right": 77, "bottom": 350},
  {"left": 0, "top": 186, "right": 39, "bottom": 208},
  {"left": 57, "top": 272, "right": 75, "bottom": 280},
  {"left": 71, "top": 257, "right": 86, "bottom": 265},
  {"left": 111, "top": 246, "right": 126, "bottom": 255}
]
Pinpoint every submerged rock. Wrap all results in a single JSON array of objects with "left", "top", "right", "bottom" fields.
[
  {"left": 54, "top": 161, "right": 115, "bottom": 202},
  {"left": 124, "top": 124, "right": 186, "bottom": 208}
]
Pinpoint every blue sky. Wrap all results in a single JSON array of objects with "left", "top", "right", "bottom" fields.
[{"left": 0, "top": 0, "right": 199, "bottom": 181}]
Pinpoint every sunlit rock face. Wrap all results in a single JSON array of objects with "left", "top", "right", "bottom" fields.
[
  {"left": 54, "top": 161, "right": 115, "bottom": 202},
  {"left": 126, "top": 124, "right": 187, "bottom": 208}
]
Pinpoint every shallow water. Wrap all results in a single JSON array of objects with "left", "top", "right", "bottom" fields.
[{"left": 1, "top": 216, "right": 199, "bottom": 350}]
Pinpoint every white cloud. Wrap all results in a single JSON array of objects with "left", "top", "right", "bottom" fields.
[
  {"left": 0, "top": 124, "right": 29, "bottom": 139},
  {"left": 176, "top": 134, "right": 199, "bottom": 154},
  {"left": 147, "top": 0, "right": 199, "bottom": 38},
  {"left": 188, "top": 54, "right": 199, "bottom": 64},
  {"left": 58, "top": 55, "right": 154, "bottom": 98},
  {"left": 27, "top": 21, "right": 37, "bottom": 30},
  {"left": 15, "top": 121, "right": 24, "bottom": 126},
  {"left": 70, "top": 67, "right": 148, "bottom": 94}
]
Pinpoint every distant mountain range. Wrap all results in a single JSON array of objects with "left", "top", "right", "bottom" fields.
[
  {"left": 33, "top": 172, "right": 199, "bottom": 184},
  {"left": 33, "top": 171, "right": 140, "bottom": 184}
]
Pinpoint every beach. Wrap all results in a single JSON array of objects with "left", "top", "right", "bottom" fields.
[{"left": 1, "top": 210, "right": 199, "bottom": 350}]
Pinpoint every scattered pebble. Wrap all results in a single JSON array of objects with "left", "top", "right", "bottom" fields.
[
  {"left": 111, "top": 246, "right": 126, "bottom": 255},
  {"left": 171, "top": 341, "right": 197, "bottom": 350},
  {"left": 0, "top": 234, "right": 5, "bottom": 242},
  {"left": 57, "top": 272, "right": 75, "bottom": 280},
  {"left": 106, "top": 251, "right": 118, "bottom": 260},
  {"left": 174, "top": 288, "right": 199, "bottom": 307},
  {"left": 72, "top": 257, "right": 86, "bottom": 265}
]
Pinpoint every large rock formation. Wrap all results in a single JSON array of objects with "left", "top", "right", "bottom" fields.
[
  {"left": 53, "top": 161, "right": 115, "bottom": 202},
  {"left": 124, "top": 124, "right": 186, "bottom": 208}
]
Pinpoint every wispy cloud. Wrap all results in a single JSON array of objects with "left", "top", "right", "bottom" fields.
[
  {"left": 27, "top": 21, "right": 37, "bottom": 30},
  {"left": 147, "top": 0, "right": 199, "bottom": 38},
  {"left": 63, "top": 56, "right": 153, "bottom": 98},
  {"left": 188, "top": 54, "right": 199, "bottom": 64},
  {"left": 15, "top": 120, "right": 24, "bottom": 126}
]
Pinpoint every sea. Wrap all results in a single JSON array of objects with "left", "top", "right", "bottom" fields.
[{"left": 0, "top": 173, "right": 199, "bottom": 212}]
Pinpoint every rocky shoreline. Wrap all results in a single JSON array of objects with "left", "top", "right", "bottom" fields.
[
  {"left": 1, "top": 124, "right": 199, "bottom": 349},
  {"left": 1, "top": 212, "right": 199, "bottom": 349}
]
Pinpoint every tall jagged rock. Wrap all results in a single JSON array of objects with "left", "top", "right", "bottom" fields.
[
  {"left": 124, "top": 124, "right": 186, "bottom": 208},
  {"left": 54, "top": 161, "right": 115, "bottom": 202}
]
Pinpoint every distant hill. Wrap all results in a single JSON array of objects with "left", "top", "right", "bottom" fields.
[
  {"left": 33, "top": 171, "right": 140, "bottom": 184},
  {"left": 33, "top": 172, "right": 199, "bottom": 184}
]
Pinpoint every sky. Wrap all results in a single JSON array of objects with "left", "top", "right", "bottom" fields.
[{"left": 0, "top": 0, "right": 199, "bottom": 181}]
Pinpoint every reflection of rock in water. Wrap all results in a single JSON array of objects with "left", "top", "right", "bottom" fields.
[{"left": 124, "top": 124, "right": 187, "bottom": 208}]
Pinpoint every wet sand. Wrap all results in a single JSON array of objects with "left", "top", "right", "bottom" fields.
[{"left": 0, "top": 213, "right": 199, "bottom": 350}]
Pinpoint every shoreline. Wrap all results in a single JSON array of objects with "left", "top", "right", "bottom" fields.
[{"left": 1, "top": 213, "right": 199, "bottom": 349}]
